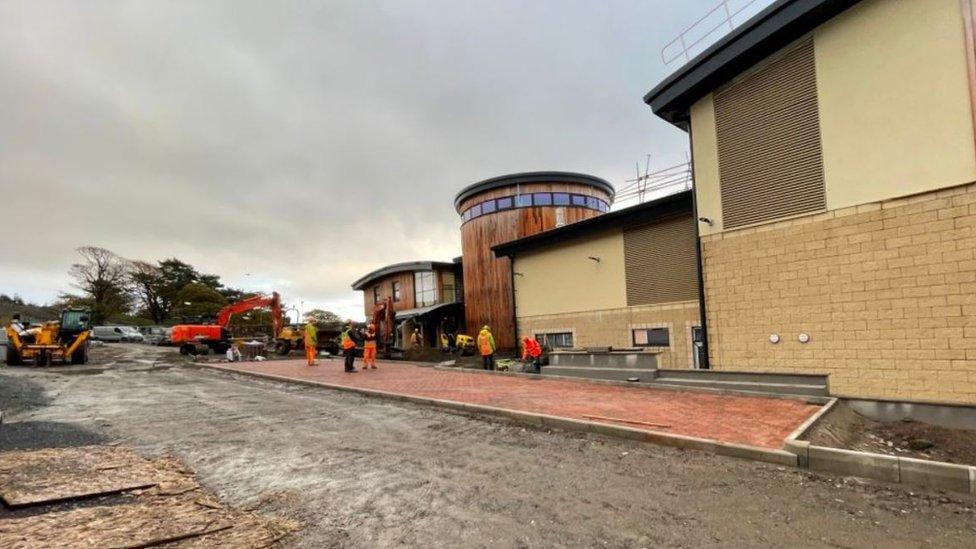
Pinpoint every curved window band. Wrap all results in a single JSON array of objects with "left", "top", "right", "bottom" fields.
[{"left": 461, "top": 192, "right": 609, "bottom": 223}]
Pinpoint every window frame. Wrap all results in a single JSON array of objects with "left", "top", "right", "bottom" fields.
[
  {"left": 535, "top": 331, "right": 574, "bottom": 349},
  {"left": 632, "top": 328, "right": 670, "bottom": 347},
  {"left": 414, "top": 270, "right": 438, "bottom": 307}
]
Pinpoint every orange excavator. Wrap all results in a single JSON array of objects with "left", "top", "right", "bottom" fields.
[{"left": 171, "top": 292, "right": 283, "bottom": 356}]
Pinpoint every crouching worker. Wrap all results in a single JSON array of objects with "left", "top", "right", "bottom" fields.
[
  {"left": 478, "top": 325, "right": 496, "bottom": 371},
  {"left": 304, "top": 319, "right": 318, "bottom": 367},
  {"left": 226, "top": 344, "right": 242, "bottom": 362},
  {"left": 521, "top": 336, "right": 543, "bottom": 374},
  {"left": 340, "top": 321, "right": 358, "bottom": 373},
  {"left": 363, "top": 322, "right": 378, "bottom": 370}
]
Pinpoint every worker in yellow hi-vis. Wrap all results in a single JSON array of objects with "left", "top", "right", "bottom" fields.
[
  {"left": 478, "top": 325, "right": 496, "bottom": 371},
  {"left": 304, "top": 319, "right": 318, "bottom": 367}
]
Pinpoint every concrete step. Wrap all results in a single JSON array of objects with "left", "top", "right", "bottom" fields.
[
  {"left": 656, "top": 369, "right": 825, "bottom": 386},
  {"left": 653, "top": 376, "right": 829, "bottom": 397},
  {"left": 548, "top": 353, "right": 658, "bottom": 369},
  {"left": 543, "top": 366, "right": 657, "bottom": 383}
]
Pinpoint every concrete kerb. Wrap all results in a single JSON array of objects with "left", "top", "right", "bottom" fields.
[
  {"left": 780, "top": 397, "right": 976, "bottom": 496},
  {"left": 432, "top": 365, "right": 832, "bottom": 405},
  {"left": 195, "top": 363, "right": 798, "bottom": 467}
]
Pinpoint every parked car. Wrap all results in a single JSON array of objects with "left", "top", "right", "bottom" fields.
[
  {"left": 92, "top": 326, "right": 143, "bottom": 343},
  {"left": 138, "top": 326, "right": 169, "bottom": 345},
  {"left": 119, "top": 326, "right": 145, "bottom": 343}
]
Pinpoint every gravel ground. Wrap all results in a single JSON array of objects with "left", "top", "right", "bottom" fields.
[{"left": 1, "top": 344, "right": 974, "bottom": 548}]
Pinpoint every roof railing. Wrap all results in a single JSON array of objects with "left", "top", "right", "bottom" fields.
[{"left": 661, "top": 0, "right": 763, "bottom": 65}]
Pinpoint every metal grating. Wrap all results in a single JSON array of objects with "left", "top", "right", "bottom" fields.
[
  {"left": 624, "top": 214, "right": 699, "bottom": 306},
  {"left": 714, "top": 37, "right": 825, "bottom": 229}
]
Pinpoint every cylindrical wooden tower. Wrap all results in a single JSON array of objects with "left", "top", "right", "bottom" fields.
[{"left": 455, "top": 172, "right": 615, "bottom": 349}]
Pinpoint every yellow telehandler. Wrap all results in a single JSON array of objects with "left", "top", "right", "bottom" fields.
[{"left": 5, "top": 308, "right": 92, "bottom": 366}]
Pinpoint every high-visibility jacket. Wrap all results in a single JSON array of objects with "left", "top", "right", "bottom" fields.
[
  {"left": 304, "top": 323, "right": 317, "bottom": 346},
  {"left": 340, "top": 328, "right": 356, "bottom": 350},
  {"left": 522, "top": 338, "right": 542, "bottom": 360},
  {"left": 478, "top": 329, "right": 495, "bottom": 356}
]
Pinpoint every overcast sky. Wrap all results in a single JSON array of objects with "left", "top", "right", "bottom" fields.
[{"left": 0, "top": 0, "right": 769, "bottom": 321}]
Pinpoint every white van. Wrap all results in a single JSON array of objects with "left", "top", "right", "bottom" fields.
[{"left": 92, "top": 326, "right": 142, "bottom": 343}]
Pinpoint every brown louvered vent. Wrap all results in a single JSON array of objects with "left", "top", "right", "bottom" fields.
[
  {"left": 624, "top": 214, "right": 699, "bottom": 306},
  {"left": 714, "top": 37, "right": 825, "bottom": 229}
]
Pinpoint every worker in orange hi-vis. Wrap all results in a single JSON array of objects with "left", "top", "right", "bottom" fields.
[
  {"left": 304, "top": 319, "right": 318, "bottom": 366},
  {"left": 340, "top": 321, "right": 358, "bottom": 373},
  {"left": 522, "top": 336, "right": 543, "bottom": 373},
  {"left": 363, "top": 323, "right": 378, "bottom": 370}
]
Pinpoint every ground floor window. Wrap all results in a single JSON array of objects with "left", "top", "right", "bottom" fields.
[
  {"left": 633, "top": 327, "right": 670, "bottom": 347},
  {"left": 536, "top": 332, "right": 573, "bottom": 349}
]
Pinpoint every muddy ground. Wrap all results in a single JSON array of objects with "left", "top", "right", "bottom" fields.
[
  {"left": 1, "top": 344, "right": 974, "bottom": 548},
  {"left": 807, "top": 401, "right": 976, "bottom": 465}
]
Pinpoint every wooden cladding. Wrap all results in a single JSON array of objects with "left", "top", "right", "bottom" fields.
[
  {"left": 714, "top": 37, "right": 826, "bottom": 229},
  {"left": 623, "top": 214, "right": 699, "bottom": 306}
]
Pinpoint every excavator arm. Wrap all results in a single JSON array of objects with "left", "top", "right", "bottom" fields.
[{"left": 216, "top": 292, "right": 283, "bottom": 335}]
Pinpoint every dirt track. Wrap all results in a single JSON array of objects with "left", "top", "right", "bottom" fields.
[{"left": 1, "top": 344, "right": 974, "bottom": 548}]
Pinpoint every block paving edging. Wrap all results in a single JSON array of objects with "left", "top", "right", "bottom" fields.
[
  {"left": 196, "top": 363, "right": 798, "bottom": 467},
  {"left": 785, "top": 400, "right": 976, "bottom": 496}
]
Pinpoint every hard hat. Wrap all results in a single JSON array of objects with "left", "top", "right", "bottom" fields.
[{"left": 482, "top": 325, "right": 490, "bottom": 331}]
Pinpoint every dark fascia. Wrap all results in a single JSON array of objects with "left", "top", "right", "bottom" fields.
[
  {"left": 644, "top": 0, "right": 862, "bottom": 128},
  {"left": 351, "top": 260, "right": 457, "bottom": 291},
  {"left": 454, "top": 171, "right": 616, "bottom": 212},
  {"left": 492, "top": 190, "right": 693, "bottom": 258}
]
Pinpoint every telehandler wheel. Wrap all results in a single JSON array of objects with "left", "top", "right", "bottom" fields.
[
  {"left": 5, "top": 346, "right": 21, "bottom": 366},
  {"left": 71, "top": 344, "right": 88, "bottom": 365}
]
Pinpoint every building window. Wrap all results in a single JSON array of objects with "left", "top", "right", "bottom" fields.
[
  {"left": 373, "top": 286, "right": 380, "bottom": 304},
  {"left": 414, "top": 271, "right": 437, "bottom": 307},
  {"left": 392, "top": 281, "right": 402, "bottom": 302},
  {"left": 633, "top": 328, "right": 670, "bottom": 347},
  {"left": 536, "top": 332, "right": 574, "bottom": 349},
  {"left": 460, "top": 191, "right": 608, "bottom": 223}
]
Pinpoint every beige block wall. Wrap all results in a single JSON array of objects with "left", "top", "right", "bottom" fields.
[
  {"left": 690, "top": 93, "right": 722, "bottom": 236},
  {"left": 701, "top": 183, "right": 976, "bottom": 405},
  {"left": 513, "top": 229, "right": 628, "bottom": 317},
  {"left": 689, "top": 0, "right": 976, "bottom": 235},
  {"left": 518, "top": 300, "right": 700, "bottom": 369},
  {"left": 816, "top": 0, "right": 976, "bottom": 209}
]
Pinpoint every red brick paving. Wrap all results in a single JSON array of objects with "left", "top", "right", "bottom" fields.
[{"left": 218, "top": 359, "right": 821, "bottom": 449}]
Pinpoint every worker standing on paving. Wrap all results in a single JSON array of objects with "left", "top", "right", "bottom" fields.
[
  {"left": 478, "top": 325, "right": 496, "bottom": 371},
  {"left": 410, "top": 328, "right": 422, "bottom": 350},
  {"left": 304, "top": 319, "right": 318, "bottom": 367},
  {"left": 521, "top": 336, "right": 543, "bottom": 374},
  {"left": 340, "top": 321, "right": 358, "bottom": 373},
  {"left": 363, "top": 322, "right": 378, "bottom": 370}
]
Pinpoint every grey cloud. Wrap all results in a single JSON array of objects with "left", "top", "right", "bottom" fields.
[{"left": 0, "top": 0, "right": 762, "bottom": 320}]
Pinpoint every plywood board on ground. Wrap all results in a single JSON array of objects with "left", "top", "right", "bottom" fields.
[
  {"left": 0, "top": 446, "right": 161, "bottom": 507},
  {"left": 0, "top": 497, "right": 298, "bottom": 548}
]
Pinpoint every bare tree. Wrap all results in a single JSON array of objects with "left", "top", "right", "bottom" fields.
[
  {"left": 129, "top": 260, "right": 166, "bottom": 324},
  {"left": 68, "top": 246, "right": 132, "bottom": 324}
]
